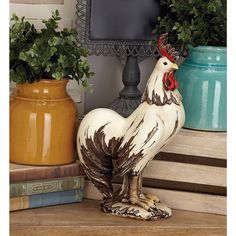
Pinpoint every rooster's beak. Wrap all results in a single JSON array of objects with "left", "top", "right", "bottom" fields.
[{"left": 171, "top": 63, "right": 178, "bottom": 70}]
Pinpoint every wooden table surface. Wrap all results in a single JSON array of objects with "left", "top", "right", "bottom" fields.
[{"left": 10, "top": 199, "right": 226, "bottom": 236}]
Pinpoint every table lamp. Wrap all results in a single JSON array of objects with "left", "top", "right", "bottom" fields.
[{"left": 76, "top": 0, "right": 164, "bottom": 117}]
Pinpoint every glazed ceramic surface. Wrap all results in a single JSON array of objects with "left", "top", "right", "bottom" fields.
[
  {"left": 10, "top": 79, "right": 77, "bottom": 165},
  {"left": 176, "top": 46, "right": 227, "bottom": 131},
  {"left": 77, "top": 34, "right": 185, "bottom": 220}
]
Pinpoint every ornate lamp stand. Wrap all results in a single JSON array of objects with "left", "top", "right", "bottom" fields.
[
  {"left": 110, "top": 55, "right": 142, "bottom": 117},
  {"left": 76, "top": 0, "right": 162, "bottom": 117}
]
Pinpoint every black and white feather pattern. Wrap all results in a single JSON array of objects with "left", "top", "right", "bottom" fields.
[{"left": 77, "top": 56, "right": 185, "bottom": 199}]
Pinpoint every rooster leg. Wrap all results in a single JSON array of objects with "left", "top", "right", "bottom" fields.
[
  {"left": 138, "top": 175, "right": 160, "bottom": 203},
  {"left": 129, "top": 174, "right": 156, "bottom": 211},
  {"left": 113, "top": 174, "right": 130, "bottom": 203},
  {"left": 101, "top": 173, "right": 171, "bottom": 220}
]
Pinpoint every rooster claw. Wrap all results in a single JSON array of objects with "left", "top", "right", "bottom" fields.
[
  {"left": 143, "top": 193, "right": 160, "bottom": 203},
  {"left": 148, "top": 207, "right": 157, "bottom": 213}
]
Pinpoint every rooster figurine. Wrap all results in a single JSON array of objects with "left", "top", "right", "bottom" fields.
[{"left": 77, "top": 33, "right": 185, "bottom": 220}]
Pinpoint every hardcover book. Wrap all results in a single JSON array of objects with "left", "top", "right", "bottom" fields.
[
  {"left": 10, "top": 160, "right": 85, "bottom": 183},
  {"left": 10, "top": 189, "right": 84, "bottom": 211},
  {"left": 10, "top": 176, "right": 84, "bottom": 198}
]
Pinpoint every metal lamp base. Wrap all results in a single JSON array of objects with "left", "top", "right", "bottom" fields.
[
  {"left": 110, "top": 55, "right": 142, "bottom": 117},
  {"left": 109, "top": 97, "right": 141, "bottom": 118}
]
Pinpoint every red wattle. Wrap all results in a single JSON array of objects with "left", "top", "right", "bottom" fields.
[
  {"left": 174, "top": 79, "right": 179, "bottom": 89},
  {"left": 163, "top": 71, "right": 178, "bottom": 91}
]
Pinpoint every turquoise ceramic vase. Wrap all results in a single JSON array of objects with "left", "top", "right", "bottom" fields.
[{"left": 176, "top": 46, "right": 227, "bottom": 131}]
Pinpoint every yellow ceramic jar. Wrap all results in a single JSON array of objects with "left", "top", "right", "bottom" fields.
[{"left": 10, "top": 79, "right": 78, "bottom": 165}]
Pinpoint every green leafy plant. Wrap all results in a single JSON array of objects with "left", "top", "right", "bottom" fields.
[
  {"left": 153, "top": 0, "right": 226, "bottom": 54},
  {"left": 10, "top": 10, "right": 94, "bottom": 88}
]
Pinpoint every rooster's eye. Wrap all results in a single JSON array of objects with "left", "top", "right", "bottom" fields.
[{"left": 163, "top": 62, "right": 168, "bottom": 65}]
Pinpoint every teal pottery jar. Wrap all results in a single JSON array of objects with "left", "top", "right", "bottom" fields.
[{"left": 176, "top": 46, "right": 227, "bottom": 131}]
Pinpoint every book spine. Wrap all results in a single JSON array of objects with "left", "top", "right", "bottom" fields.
[
  {"left": 10, "top": 176, "right": 84, "bottom": 198},
  {"left": 10, "top": 163, "right": 85, "bottom": 183},
  {"left": 10, "top": 189, "right": 84, "bottom": 211}
]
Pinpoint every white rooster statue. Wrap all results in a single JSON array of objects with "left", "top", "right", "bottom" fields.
[{"left": 77, "top": 33, "right": 185, "bottom": 220}]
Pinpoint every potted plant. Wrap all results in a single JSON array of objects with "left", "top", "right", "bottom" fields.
[
  {"left": 154, "top": 0, "right": 226, "bottom": 131},
  {"left": 10, "top": 10, "right": 94, "bottom": 165}
]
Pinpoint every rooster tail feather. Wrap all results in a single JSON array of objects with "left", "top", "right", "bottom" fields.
[
  {"left": 80, "top": 142, "right": 113, "bottom": 199},
  {"left": 78, "top": 123, "right": 122, "bottom": 199}
]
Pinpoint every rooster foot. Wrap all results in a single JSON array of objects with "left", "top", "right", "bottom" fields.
[
  {"left": 140, "top": 193, "right": 160, "bottom": 204},
  {"left": 130, "top": 195, "right": 156, "bottom": 211},
  {"left": 113, "top": 190, "right": 160, "bottom": 206},
  {"left": 130, "top": 193, "right": 168, "bottom": 216},
  {"left": 102, "top": 175, "right": 171, "bottom": 220}
]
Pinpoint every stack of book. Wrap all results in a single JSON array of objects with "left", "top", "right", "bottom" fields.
[{"left": 10, "top": 161, "right": 85, "bottom": 211}]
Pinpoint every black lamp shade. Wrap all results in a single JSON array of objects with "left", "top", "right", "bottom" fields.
[{"left": 89, "top": 0, "right": 162, "bottom": 41}]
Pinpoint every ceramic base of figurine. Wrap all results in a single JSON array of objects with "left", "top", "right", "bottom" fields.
[{"left": 100, "top": 198, "right": 172, "bottom": 221}]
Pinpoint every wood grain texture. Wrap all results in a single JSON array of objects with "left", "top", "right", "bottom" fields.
[
  {"left": 162, "top": 129, "right": 226, "bottom": 159},
  {"left": 113, "top": 177, "right": 226, "bottom": 195},
  {"left": 142, "top": 160, "right": 226, "bottom": 187},
  {"left": 10, "top": 199, "right": 226, "bottom": 236},
  {"left": 10, "top": 0, "right": 64, "bottom": 4},
  {"left": 84, "top": 180, "right": 226, "bottom": 215},
  {"left": 155, "top": 152, "right": 226, "bottom": 167}
]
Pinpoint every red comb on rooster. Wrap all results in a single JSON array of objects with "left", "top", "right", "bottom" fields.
[
  {"left": 158, "top": 33, "right": 180, "bottom": 62},
  {"left": 158, "top": 33, "right": 180, "bottom": 91}
]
